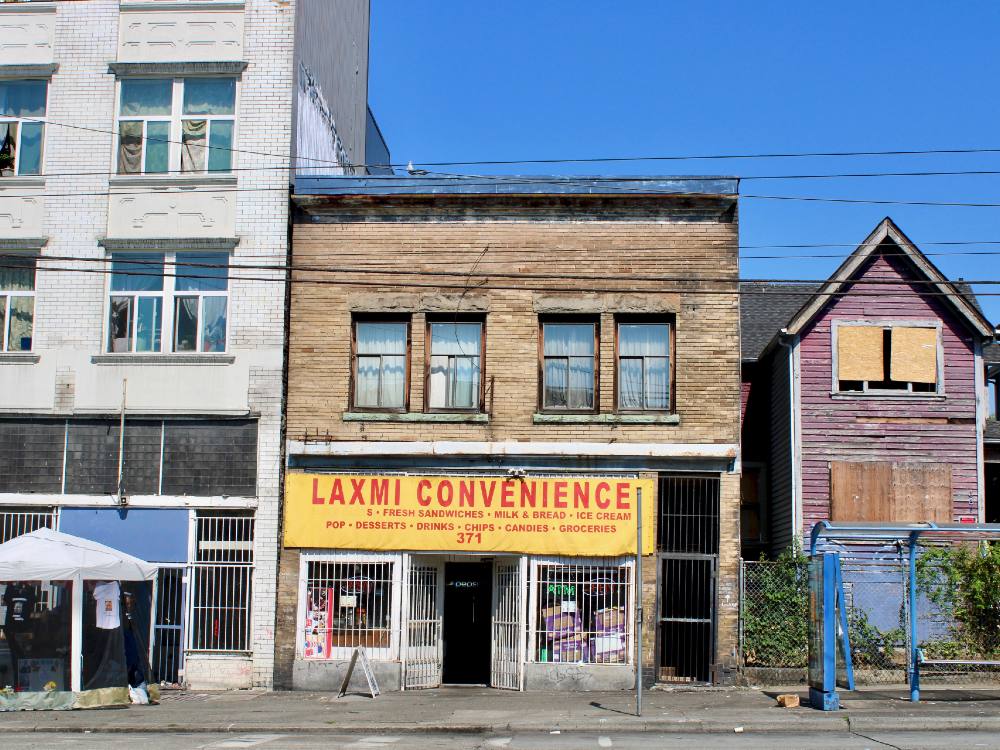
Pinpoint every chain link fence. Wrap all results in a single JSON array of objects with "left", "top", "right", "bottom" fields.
[{"left": 740, "top": 546, "right": 1000, "bottom": 686}]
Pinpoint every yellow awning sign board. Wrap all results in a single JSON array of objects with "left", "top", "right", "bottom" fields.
[{"left": 284, "top": 473, "right": 656, "bottom": 556}]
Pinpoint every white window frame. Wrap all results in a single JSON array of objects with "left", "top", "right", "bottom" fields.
[
  {"left": 526, "top": 555, "right": 635, "bottom": 666},
  {"left": 114, "top": 77, "right": 238, "bottom": 176},
  {"left": 831, "top": 319, "right": 945, "bottom": 396},
  {"left": 0, "top": 254, "right": 37, "bottom": 352},
  {"left": 0, "top": 78, "right": 48, "bottom": 177},
  {"left": 105, "top": 251, "right": 231, "bottom": 354},
  {"left": 296, "top": 551, "right": 403, "bottom": 662}
]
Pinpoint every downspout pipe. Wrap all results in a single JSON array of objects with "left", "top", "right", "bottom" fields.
[{"left": 778, "top": 329, "right": 800, "bottom": 553}]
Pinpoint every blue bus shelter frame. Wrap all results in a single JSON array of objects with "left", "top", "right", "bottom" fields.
[{"left": 810, "top": 521, "right": 1000, "bottom": 703}]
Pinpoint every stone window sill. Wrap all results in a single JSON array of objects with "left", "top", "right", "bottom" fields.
[
  {"left": 343, "top": 411, "right": 489, "bottom": 424},
  {"left": 0, "top": 353, "right": 39, "bottom": 365},
  {"left": 108, "top": 174, "right": 238, "bottom": 189},
  {"left": 92, "top": 354, "right": 235, "bottom": 365},
  {"left": 533, "top": 412, "right": 680, "bottom": 425}
]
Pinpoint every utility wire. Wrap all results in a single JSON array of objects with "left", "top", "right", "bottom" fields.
[
  {"left": 23, "top": 115, "right": 1000, "bottom": 176},
  {"left": 23, "top": 252, "right": 1000, "bottom": 286},
  {"left": 9, "top": 262, "right": 997, "bottom": 297}
]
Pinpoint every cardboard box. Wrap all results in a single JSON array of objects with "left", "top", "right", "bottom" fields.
[
  {"left": 591, "top": 633, "right": 626, "bottom": 664},
  {"left": 551, "top": 634, "right": 587, "bottom": 663},
  {"left": 543, "top": 605, "right": 581, "bottom": 637},
  {"left": 593, "top": 606, "right": 627, "bottom": 634}
]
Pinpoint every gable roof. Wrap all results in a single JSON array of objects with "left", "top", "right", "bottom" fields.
[
  {"left": 740, "top": 282, "right": 819, "bottom": 362},
  {"left": 780, "top": 218, "right": 994, "bottom": 340}
]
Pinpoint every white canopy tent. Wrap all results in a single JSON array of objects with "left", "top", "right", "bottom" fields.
[{"left": 0, "top": 528, "right": 156, "bottom": 693}]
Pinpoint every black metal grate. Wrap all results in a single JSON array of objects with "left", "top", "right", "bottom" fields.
[
  {"left": 657, "top": 474, "right": 720, "bottom": 684},
  {"left": 657, "top": 475, "right": 720, "bottom": 555}
]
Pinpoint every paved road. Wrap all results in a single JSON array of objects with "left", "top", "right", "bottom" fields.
[{"left": 7, "top": 731, "right": 1000, "bottom": 749}]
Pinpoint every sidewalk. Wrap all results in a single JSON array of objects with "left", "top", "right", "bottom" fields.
[{"left": 1, "top": 685, "right": 999, "bottom": 735}]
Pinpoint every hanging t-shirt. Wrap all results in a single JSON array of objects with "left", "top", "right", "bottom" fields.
[
  {"left": 93, "top": 581, "right": 121, "bottom": 630},
  {"left": 3, "top": 584, "right": 36, "bottom": 631}
]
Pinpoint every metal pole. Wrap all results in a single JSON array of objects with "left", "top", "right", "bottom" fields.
[
  {"left": 636, "top": 487, "right": 643, "bottom": 717},
  {"left": 908, "top": 535, "right": 920, "bottom": 703},
  {"left": 117, "top": 378, "right": 127, "bottom": 504}
]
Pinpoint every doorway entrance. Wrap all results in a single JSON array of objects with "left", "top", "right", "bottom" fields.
[{"left": 442, "top": 561, "right": 492, "bottom": 684}]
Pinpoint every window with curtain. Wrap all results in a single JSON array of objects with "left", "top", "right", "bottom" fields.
[
  {"left": 427, "top": 320, "right": 482, "bottom": 411},
  {"left": 117, "top": 78, "right": 235, "bottom": 175},
  {"left": 0, "top": 80, "right": 47, "bottom": 176},
  {"left": 354, "top": 320, "right": 409, "bottom": 410},
  {"left": 108, "top": 253, "right": 164, "bottom": 353},
  {"left": 107, "top": 252, "right": 230, "bottom": 354},
  {"left": 0, "top": 255, "right": 36, "bottom": 352},
  {"left": 617, "top": 321, "right": 670, "bottom": 411},
  {"left": 542, "top": 321, "right": 597, "bottom": 410},
  {"left": 174, "top": 253, "right": 229, "bottom": 352}
]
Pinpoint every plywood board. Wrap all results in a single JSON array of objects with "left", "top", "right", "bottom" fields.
[
  {"left": 829, "top": 461, "right": 952, "bottom": 523},
  {"left": 889, "top": 463, "right": 952, "bottom": 523},
  {"left": 890, "top": 327, "right": 937, "bottom": 384},
  {"left": 837, "top": 326, "right": 884, "bottom": 382},
  {"left": 831, "top": 461, "right": 891, "bottom": 522}
]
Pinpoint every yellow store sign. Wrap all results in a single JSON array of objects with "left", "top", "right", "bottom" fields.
[{"left": 284, "top": 473, "right": 656, "bottom": 556}]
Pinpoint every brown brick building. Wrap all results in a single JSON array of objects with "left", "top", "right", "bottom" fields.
[{"left": 276, "top": 176, "right": 742, "bottom": 691}]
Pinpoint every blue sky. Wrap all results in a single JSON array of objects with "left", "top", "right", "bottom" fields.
[{"left": 368, "top": 1, "right": 1000, "bottom": 324}]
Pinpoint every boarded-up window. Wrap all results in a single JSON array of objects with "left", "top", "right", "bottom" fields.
[
  {"left": 836, "top": 324, "right": 939, "bottom": 393},
  {"left": 889, "top": 327, "right": 937, "bottom": 384},
  {"left": 830, "top": 461, "right": 952, "bottom": 523},
  {"left": 837, "top": 326, "right": 884, "bottom": 382}
]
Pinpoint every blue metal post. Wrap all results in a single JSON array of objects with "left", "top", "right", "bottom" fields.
[{"left": 908, "top": 533, "right": 920, "bottom": 703}]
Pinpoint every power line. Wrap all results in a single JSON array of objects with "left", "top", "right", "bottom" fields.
[
  {"left": 13, "top": 257, "right": 1000, "bottom": 295},
  {"left": 30, "top": 114, "right": 1000, "bottom": 172}
]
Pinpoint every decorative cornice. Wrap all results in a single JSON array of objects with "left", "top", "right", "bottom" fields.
[
  {"left": 0, "top": 63, "right": 58, "bottom": 79},
  {"left": 91, "top": 354, "right": 235, "bottom": 365},
  {"left": 108, "top": 61, "right": 248, "bottom": 77},
  {"left": 109, "top": 174, "right": 237, "bottom": 188},
  {"left": 0, "top": 237, "right": 47, "bottom": 251},
  {"left": 0, "top": 353, "right": 39, "bottom": 365},
  {"left": 121, "top": 2, "right": 245, "bottom": 11},
  {"left": 98, "top": 237, "right": 239, "bottom": 252},
  {"left": 0, "top": 2, "right": 56, "bottom": 14}
]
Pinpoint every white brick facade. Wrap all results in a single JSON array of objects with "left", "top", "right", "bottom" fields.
[{"left": 0, "top": 0, "right": 306, "bottom": 690}]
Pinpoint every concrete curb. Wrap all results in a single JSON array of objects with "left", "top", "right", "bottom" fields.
[{"left": 15, "top": 715, "right": 1000, "bottom": 735}]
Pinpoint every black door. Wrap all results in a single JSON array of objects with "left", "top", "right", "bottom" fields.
[{"left": 442, "top": 561, "right": 492, "bottom": 684}]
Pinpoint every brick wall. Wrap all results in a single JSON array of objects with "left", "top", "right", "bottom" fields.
[{"left": 276, "top": 194, "right": 742, "bottom": 686}]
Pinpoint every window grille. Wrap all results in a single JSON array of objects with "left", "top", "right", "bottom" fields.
[
  {"left": 188, "top": 512, "right": 254, "bottom": 652},
  {"left": 529, "top": 558, "right": 632, "bottom": 665},
  {"left": 302, "top": 558, "right": 395, "bottom": 659},
  {"left": 0, "top": 507, "right": 55, "bottom": 544},
  {"left": 0, "top": 508, "right": 56, "bottom": 614}
]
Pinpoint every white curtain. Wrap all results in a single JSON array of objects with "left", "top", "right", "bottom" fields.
[
  {"left": 429, "top": 323, "right": 480, "bottom": 408},
  {"left": 356, "top": 323, "right": 407, "bottom": 407},
  {"left": 117, "top": 121, "right": 142, "bottom": 175},
  {"left": 181, "top": 119, "right": 207, "bottom": 172},
  {"left": 619, "top": 324, "right": 669, "bottom": 409}
]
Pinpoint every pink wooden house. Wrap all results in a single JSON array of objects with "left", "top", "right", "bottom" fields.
[{"left": 740, "top": 218, "right": 996, "bottom": 556}]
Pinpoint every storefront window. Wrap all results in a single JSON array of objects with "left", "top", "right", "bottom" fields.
[
  {"left": 532, "top": 561, "right": 631, "bottom": 665},
  {"left": 303, "top": 560, "right": 394, "bottom": 659}
]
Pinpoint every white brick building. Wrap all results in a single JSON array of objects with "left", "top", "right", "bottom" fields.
[{"left": 0, "top": 0, "right": 385, "bottom": 690}]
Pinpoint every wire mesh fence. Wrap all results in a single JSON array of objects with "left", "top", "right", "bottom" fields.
[{"left": 740, "top": 545, "right": 1000, "bottom": 686}]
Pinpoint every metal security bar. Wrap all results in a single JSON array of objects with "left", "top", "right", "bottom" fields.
[
  {"left": 0, "top": 507, "right": 55, "bottom": 544},
  {"left": 152, "top": 566, "right": 186, "bottom": 684},
  {"left": 188, "top": 512, "right": 254, "bottom": 652},
  {"left": 657, "top": 475, "right": 720, "bottom": 684},
  {"left": 528, "top": 558, "right": 632, "bottom": 666},
  {"left": 403, "top": 560, "right": 442, "bottom": 689},
  {"left": 491, "top": 560, "right": 522, "bottom": 689},
  {"left": 303, "top": 559, "right": 395, "bottom": 659}
]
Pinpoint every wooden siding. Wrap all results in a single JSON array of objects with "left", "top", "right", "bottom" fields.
[
  {"left": 797, "top": 251, "right": 980, "bottom": 536},
  {"left": 766, "top": 345, "right": 795, "bottom": 554}
]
